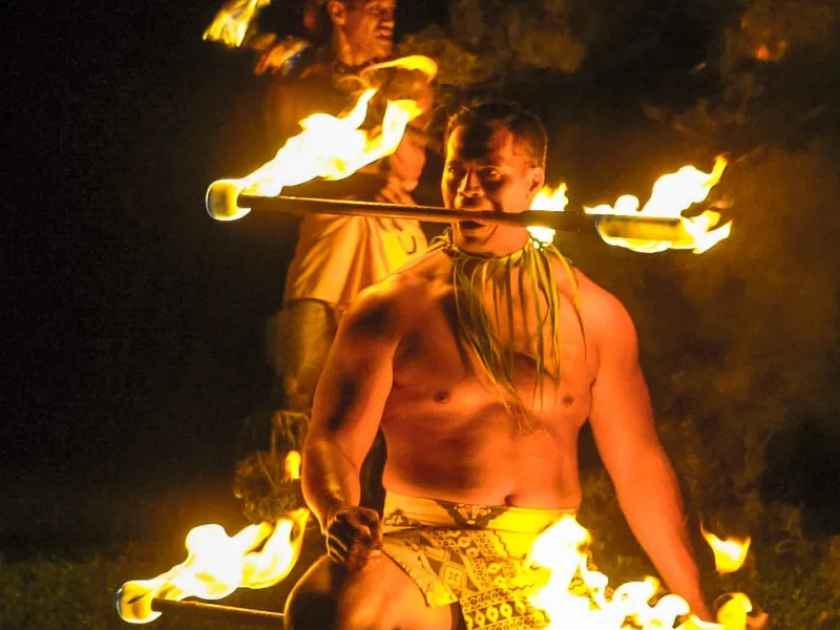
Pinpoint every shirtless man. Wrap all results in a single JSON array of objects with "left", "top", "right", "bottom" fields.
[{"left": 285, "top": 101, "right": 712, "bottom": 629}]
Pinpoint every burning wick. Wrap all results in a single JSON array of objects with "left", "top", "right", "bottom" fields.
[
  {"left": 585, "top": 155, "right": 732, "bottom": 253},
  {"left": 206, "top": 54, "right": 437, "bottom": 223},
  {"left": 116, "top": 451, "right": 308, "bottom": 625}
]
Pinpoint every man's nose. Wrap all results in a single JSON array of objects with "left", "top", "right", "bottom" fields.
[{"left": 457, "top": 170, "right": 482, "bottom": 196}]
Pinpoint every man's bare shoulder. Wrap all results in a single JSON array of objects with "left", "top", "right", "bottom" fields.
[
  {"left": 342, "top": 248, "right": 452, "bottom": 340},
  {"left": 571, "top": 266, "right": 638, "bottom": 352},
  {"left": 391, "top": 246, "right": 452, "bottom": 286}
]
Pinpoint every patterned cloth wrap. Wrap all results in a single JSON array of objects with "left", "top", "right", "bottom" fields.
[{"left": 381, "top": 492, "right": 575, "bottom": 630}]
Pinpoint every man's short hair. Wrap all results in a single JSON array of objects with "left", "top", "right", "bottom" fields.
[
  {"left": 305, "top": 0, "right": 362, "bottom": 41},
  {"left": 445, "top": 101, "right": 548, "bottom": 168}
]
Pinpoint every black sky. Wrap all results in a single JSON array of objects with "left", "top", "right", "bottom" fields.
[{"left": 5, "top": 1, "right": 456, "bottom": 477}]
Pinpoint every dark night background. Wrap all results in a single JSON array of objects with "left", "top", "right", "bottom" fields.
[{"left": 3, "top": 1, "right": 840, "bottom": 628}]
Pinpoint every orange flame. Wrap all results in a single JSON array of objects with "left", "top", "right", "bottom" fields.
[
  {"left": 585, "top": 156, "right": 732, "bottom": 253},
  {"left": 116, "top": 451, "right": 308, "bottom": 624},
  {"left": 527, "top": 516, "right": 758, "bottom": 629},
  {"left": 207, "top": 55, "right": 437, "bottom": 221},
  {"left": 529, "top": 183, "right": 569, "bottom": 244},
  {"left": 754, "top": 41, "right": 788, "bottom": 62},
  {"left": 203, "top": 0, "right": 271, "bottom": 48},
  {"left": 717, "top": 593, "right": 755, "bottom": 629},
  {"left": 701, "top": 524, "right": 751, "bottom": 574}
]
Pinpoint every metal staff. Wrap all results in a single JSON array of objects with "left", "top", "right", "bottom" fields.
[
  {"left": 205, "top": 180, "right": 691, "bottom": 243},
  {"left": 151, "top": 597, "right": 284, "bottom": 626}
]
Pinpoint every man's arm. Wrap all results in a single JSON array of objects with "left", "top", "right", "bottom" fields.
[
  {"left": 375, "top": 71, "right": 435, "bottom": 205},
  {"left": 584, "top": 284, "right": 712, "bottom": 620},
  {"left": 301, "top": 287, "right": 401, "bottom": 565},
  {"left": 376, "top": 127, "right": 428, "bottom": 204}
]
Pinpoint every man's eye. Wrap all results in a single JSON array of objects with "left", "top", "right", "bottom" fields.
[
  {"left": 369, "top": 5, "right": 391, "bottom": 19},
  {"left": 481, "top": 169, "right": 502, "bottom": 181}
]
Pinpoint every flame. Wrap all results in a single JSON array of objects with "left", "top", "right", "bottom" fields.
[
  {"left": 527, "top": 515, "right": 757, "bottom": 629},
  {"left": 585, "top": 156, "right": 732, "bottom": 254},
  {"left": 701, "top": 524, "right": 751, "bottom": 574},
  {"left": 528, "top": 516, "right": 691, "bottom": 628},
  {"left": 117, "top": 451, "right": 309, "bottom": 624},
  {"left": 529, "top": 183, "right": 569, "bottom": 245},
  {"left": 209, "top": 55, "right": 437, "bottom": 221},
  {"left": 203, "top": 0, "right": 271, "bottom": 48},
  {"left": 716, "top": 594, "right": 754, "bottom": 629},
  {"left": 754, "top": 41, "right": 788, "bottom": 62}
]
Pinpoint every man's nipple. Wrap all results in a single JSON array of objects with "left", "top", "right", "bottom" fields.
[{"left": 433, "top": 390, "right": 451, "bottom": 404}]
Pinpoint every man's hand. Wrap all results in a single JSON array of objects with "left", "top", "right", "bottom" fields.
[
  {"left": 375, "top": 176, "right": 416, "bottom": 205},
  {"left": 254, "top": 36, "right": 311, "bottom": 76},
  {"left": 324, "top": 505, "right": 383, "bottom": 571}
]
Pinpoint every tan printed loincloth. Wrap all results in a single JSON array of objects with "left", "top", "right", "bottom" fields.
[{"left": 381, "top": 492, "right": 575, "bottom": 630}]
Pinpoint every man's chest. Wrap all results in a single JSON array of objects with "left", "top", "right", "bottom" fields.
[{"left": 390, "top": 302, "right": 593, "bottom": 423}]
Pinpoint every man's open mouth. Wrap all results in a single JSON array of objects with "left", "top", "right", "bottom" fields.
[{"left": 458, "top": 220, "right": 485, "bottom": 231}]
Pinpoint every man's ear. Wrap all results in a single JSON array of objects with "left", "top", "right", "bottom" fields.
[
  {"left": 528, "top": 165, "right": 546, "bottom": 196},
  {"left": 327, "top": 0, "right": 347, "bottom": 26}
]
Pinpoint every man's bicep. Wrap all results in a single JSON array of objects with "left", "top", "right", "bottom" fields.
[
  {"left": 587, "top": 294, "right": 661, "bottom": 476},
  {"left": 308, "top": 296, "right": 398, "bottom": 466},
  {"left": 387, "top": 128, "right": 427, "bottom": 192}
]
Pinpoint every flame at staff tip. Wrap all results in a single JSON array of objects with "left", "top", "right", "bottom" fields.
[
  {"left": 526, "top": 515, "right": 757, "bottom": 629},
  {"left": 701, "top": 524, "right": 751, "bottom": 574},
  {"left": 203, "top": 0, "right": 272, "bottom": 48},
  {"left": 585, "top": 156, "right": 732, "bottom": 254},
  {"left": 116, "top": 451, "right": 309, "bottom": 625},
  {"left": 529, "top": 184, "right": 569, "bottom": 245},
  {"left": 206, "top": 55, "right": 438, "bottom": 222}
]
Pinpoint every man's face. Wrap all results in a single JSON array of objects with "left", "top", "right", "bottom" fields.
[
  {"left": 340, "top": 0, "right": 396, "bottom": 62},
  {"left": 442, "top": 124, "right": 544, "bottom": 254}
]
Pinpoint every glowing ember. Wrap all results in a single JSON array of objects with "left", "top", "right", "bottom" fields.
[
  {"left": 754, "top": 41, "right": 788, "bottom": 62},
  {"left": 529, "top": 184, "right": 569, "bottom": 245},
  {"left": 585, "top": 156, "right": 732, "bottom": 254},
  {"left": 526, "top": 516, "right": 758, "bottom": 629},
  {"left": 203, "top": 0, "right": 271, "bottom": 48},
  {"left": 701, "top": 524, "right": 751, "bottom": 574},
  {"left": 116, "top": 451, "right": 308, "bottom": 624},
  {"left": 207, "top": 55, "right": 438, "bottom": 221}
]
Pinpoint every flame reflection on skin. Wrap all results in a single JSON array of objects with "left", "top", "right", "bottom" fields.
[
  {"left": 585, "top": 156, "right": 732, "bottom": 254},
  {"left": 527, "top": 517, "right": 757, "bottom": 629},
  {"left": 116, "top": 451, "right": 308, "bottom": 624}
]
